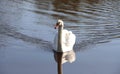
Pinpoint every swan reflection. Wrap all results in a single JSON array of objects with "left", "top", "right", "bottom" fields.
[
  {"left": 54, "top": 50, "right": 76, "bottom": 74},
  {"left": 54, "top": 50, "right": 76, "bottom": 64}
]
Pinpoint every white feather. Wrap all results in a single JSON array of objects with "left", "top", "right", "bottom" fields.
[{"left": 54, "top": 29, "right": 76, "bottom": 52}]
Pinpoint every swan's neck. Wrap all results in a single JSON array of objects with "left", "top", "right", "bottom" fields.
[{"left": 57, "top": 25, "right": 63, "bottom": 52}]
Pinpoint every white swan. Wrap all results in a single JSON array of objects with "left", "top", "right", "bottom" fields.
[{"left": 54, "top": 19, "right": 76, "bottom": 52}]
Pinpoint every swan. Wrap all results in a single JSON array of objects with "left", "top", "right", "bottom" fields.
[{"left": 54, "top": 19, "right": 76, "bottom": 52}]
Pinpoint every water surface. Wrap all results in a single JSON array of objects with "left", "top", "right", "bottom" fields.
[{"left": 0, "top": 0, "right": 120, "bottom": 74}]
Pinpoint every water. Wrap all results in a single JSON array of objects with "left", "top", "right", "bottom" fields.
[{"left": 0, "top": 0, "right": 120, "bottom": 74}]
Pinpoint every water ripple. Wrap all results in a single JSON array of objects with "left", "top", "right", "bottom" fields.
[{"left": 0, "top": 0, "right": 120, "bottom": 52}]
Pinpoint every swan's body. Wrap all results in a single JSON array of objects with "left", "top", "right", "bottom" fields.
[{"left": 54, "top": 20, "right": 76, "bottom": 52}]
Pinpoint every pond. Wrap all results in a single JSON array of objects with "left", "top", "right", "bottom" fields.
[{"left": 0, "top": 0, "right": 120, "bottom": 74}]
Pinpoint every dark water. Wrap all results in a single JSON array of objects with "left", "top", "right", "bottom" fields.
[{"left": 0, "top": 0, "right": 120, "bottom": 74}]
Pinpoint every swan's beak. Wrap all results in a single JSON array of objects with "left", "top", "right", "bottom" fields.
[
  {"left": 54, "top": 23, "right": 59, "bottom": 29},
  {"left": 54, "top": 25, "right": 58, "bottom": 29}
]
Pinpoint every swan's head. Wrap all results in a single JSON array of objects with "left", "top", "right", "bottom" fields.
[{"left": 54, "top": 19, "right": 64, "bottom": 29}]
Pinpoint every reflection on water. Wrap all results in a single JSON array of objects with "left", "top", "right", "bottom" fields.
[
  {"left": 0, "top": 0, "right": 120, "bottom": 74},
  {"left": 54, "top": 50, "right": 76, "bottom": 74},
  {"left": 54, "top": 50, "right": 76, "bottom": 64}
]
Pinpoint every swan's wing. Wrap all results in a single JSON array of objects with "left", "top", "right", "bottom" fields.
[
  {"left": 62, "top": 30, "right": 76, "bottom": 47},
  {"left": 66, "top": 31, "right": 91, "bottom": 52}
]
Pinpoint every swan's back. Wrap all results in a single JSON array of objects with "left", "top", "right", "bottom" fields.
[{"left": 54, "top": 29, "right": 76, "bottom": 52}]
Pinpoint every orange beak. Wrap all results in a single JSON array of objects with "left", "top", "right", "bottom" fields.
[{"left": 54, "top": 22, "right": 60, "bottom": 29}]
